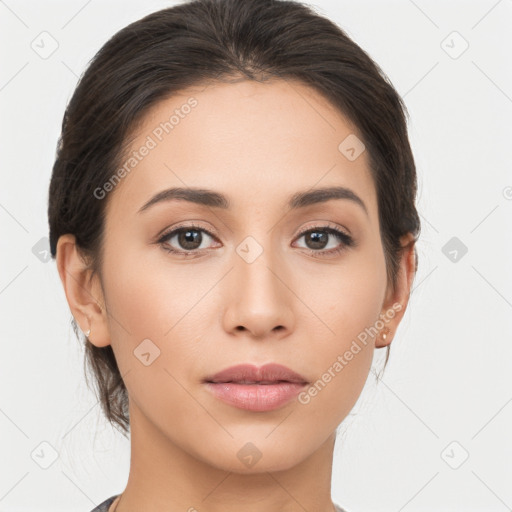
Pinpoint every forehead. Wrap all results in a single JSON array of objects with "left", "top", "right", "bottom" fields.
[{"left": 105, "top": 78, "right": 377, "bottom": 219}]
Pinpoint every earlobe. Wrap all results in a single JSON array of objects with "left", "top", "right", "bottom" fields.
[
  {"left": 376, "top": 233, "right": 417, "bottom": 348},
  {"left": 55, "top": 234, "right": 111, "bottom": 348}
]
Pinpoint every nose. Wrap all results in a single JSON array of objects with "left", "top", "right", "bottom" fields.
[{"left": 221, "top": 241, "right": 296, "bottom": 340}]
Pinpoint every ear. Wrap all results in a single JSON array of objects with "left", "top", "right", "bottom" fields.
[
  {"left": 55, "top": 234, "right": 111, "bottom": 348},
  {"left": 375, "top": 232, "right": 417, "bottom": 348}
]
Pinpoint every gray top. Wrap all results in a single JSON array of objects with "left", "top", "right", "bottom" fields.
[
  {"left": 90, "top": 495, "right": 118, "bottom": 512},
  {"left": 90, "top": 495, "right": 348, "bottom": 511}
]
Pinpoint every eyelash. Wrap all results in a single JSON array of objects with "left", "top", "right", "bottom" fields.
[{"left": 157, "top": 222, "right": 355, "bottom": 258}]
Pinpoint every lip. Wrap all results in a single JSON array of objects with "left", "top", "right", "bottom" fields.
[{"left": 203, "top": 363, "right": 309, "bottom": 412}]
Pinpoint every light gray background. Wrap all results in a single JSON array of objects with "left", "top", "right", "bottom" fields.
[{"left": 1, "top": 0, "right": 511, "bottom": 511}]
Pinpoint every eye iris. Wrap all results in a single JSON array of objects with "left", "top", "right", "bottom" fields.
[
  {"left": 305, "top": 230, "right": 328, "bottom": 250},
  {"left": 178, "top": 229, "right": 202, "bottom": 250},
  {"left": 166, "top": 227, "right": 342, "bottom": 253}
]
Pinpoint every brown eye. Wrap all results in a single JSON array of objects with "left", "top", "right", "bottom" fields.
[
  {"left": 158, "top": 224, "right": 220, "bottom": 255},
  {"left": 174, "top": 228, "right": 204, "bottom": 250},
  {"left": 302, "top": 230, "right": 329, "bottom": 250},
  {"left": 294, "top": 225, "right": 354, "bottom": 256}
]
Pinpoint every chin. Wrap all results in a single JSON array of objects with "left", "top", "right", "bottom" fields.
[{"left": 193, "top": 433, "right": 312, "bottom": 474}]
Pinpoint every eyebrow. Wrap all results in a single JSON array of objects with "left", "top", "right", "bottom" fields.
[{"left": 137, "top": 186, "right": 368, "bottom": 216}]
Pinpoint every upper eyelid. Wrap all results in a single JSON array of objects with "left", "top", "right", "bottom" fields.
[
  {"left": 158, "top": 222, "right": 217, "bottom": 239},
  {"left": 296, "top": 222, "right": 350, "bottom": 236},
  {"left": 159, "top": 222, "right": 348, "bottom": 237}
]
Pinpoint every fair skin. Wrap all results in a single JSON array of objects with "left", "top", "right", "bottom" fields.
[{"left": 57, "top": 78, "right": 416, "bottom": 512}]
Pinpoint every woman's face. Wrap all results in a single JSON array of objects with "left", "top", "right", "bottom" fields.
[{"left": 87, "top": 79, "right": 410, "bottom": 472}]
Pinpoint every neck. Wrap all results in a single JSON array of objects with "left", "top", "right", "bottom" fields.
[{"left": 114, "top": 402, "right": 338, "bottom": 512}]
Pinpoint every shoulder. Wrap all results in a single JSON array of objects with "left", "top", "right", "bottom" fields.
[
  {"left": 334, "top": 503, "right": 349, "bottom": 512},
  {"left": 89, "top": 495, "right": 120, "bottom": 512}
]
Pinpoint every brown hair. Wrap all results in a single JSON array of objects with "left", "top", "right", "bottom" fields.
[{"left": 48, "top": 0, "right": 420, "bottom": 435}]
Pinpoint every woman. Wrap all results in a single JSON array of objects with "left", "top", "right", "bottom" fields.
[{"left": 48, "top": 0, "right": 420, "bottom": 510}]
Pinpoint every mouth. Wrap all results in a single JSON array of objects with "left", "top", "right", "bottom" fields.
[
  {"left": 207, "top": 380, "right": 301, "bottom": 384},
  {"left": 203, "top": 362, "right": 309, "bottom": 385},
  {"left": 203, "top": 363, "right": 309, "bottom": 412}
]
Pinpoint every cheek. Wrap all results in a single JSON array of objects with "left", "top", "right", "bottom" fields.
[
  {"left": 100, "top": 249, "right": 209, "bottom": 417},
  {"left": 101, "top": 246, "right": 214, "bottom": 372},
  {"left": 294, "top": 243, "right": 387, "bottom": 421},
  {"left": 306, "top": 237, "right": 387, "bottom": 345},
  {"left": 102, "top": 238, "right": 191, "bottom": 332}
]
